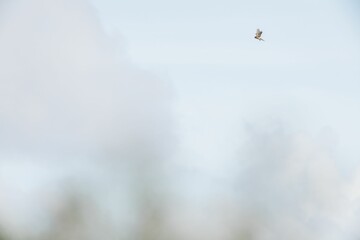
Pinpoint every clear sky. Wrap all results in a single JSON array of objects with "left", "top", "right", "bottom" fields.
[
  {"left": 0, "top": 0, "right": 359, "bottom": 239},
  {"left": 90, "top": 0, "right": 360, "bottom": 174}
]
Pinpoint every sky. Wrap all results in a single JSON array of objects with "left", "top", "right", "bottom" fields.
[
  {"left": 87, "top": 2, "right": 360, "bottom": 238},
  {"left": 0, "top": 0, "right": 359, "bottom": 239},
  {"left": 90, "top": 0, "right": 360, "bottom": 174}
]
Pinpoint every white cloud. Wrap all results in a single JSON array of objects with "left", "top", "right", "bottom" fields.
[{"left": 0, "top": 0, "right": 173, "bottom": 238}]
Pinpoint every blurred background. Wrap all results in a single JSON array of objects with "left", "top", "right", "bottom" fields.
[{"left": 0, "top": 0, "right": 359, "bottom": 239}]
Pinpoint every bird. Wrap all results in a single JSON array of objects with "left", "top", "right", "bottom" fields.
[{"left": 254, "top": 29, "right": 264, "bottom": 41}]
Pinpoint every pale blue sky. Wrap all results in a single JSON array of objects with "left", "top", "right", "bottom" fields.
[
  {"left": 91, "top": 0, "right": 359, "bottom": 66},
  {"left": 90, "top": 0, "right": 360, "bottom": 175},
  {"left": 87, "top": 2, "right": 360, "bottom": 237}
]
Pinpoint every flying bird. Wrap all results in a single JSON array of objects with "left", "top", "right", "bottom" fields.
[{"left": 254, "top": 29, "right": 264, "bottom": 41}]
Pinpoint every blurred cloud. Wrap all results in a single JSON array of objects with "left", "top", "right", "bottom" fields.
[
  {"left": 0, "top": 0, "right": 173, "bottom": 158},
  {"left": 0, "top": 0, "right": 173, "bottom": 238},
  {"left": 235, "top": 119, "right": 360, "bottom": 240}
]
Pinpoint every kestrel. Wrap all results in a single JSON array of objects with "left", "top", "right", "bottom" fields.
[{"left": 255, "top": 29, "right": 264, "bottom": 41}]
